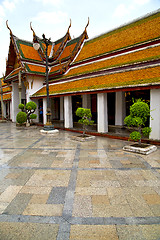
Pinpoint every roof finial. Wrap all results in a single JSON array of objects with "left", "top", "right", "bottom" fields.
[
  {"left": 85, "top": 17, "right": 89, "bottom": 32},
  {"left": 6, "top": 20, "right": 12, "bottom": 35},
  {"left": 67, "top": 19, "right": 71, "bottom": 33},
  {"left": 30, "top": 22, "right": 36, "bottom": 37}
]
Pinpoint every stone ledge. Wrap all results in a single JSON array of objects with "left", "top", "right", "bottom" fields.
[
  {"left": 70, "top": 135, "right": 96, "bottom": 142},
  {"left": 123, "top": 143, "right": 157, "bottom": 155},
  {"left": 0, "top": 120, "right": 7, "bottom": 123},
  {"left": 40, "top": 129, "right": 59, "bottom": 134}
]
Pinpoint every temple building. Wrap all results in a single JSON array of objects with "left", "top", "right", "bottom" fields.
[{"left": 1, "top": 9, "right": 160, "bottom": 140}]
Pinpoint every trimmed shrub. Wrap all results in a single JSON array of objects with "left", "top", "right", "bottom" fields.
[
  {"left": 25, "top": 101, "right": 37, "bottom": 111},
  {"left": 16, "top": 112, "right": 27, "bottom": 124},
  {"left": 18, "top": 103, "right": 25, "bottom": 110},
  {"left": 124, "top": 99, "right": 151, "bottom": 144},
  {"left": 76, "top": 107, "right": 94, "bottom": 136},
  {"left": 30, "top": 113, "right": 37, "bottom": 119}
]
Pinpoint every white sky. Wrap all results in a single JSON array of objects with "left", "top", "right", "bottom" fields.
[{"left": 0, "top": 0, "right": 159, "bottom": 75}]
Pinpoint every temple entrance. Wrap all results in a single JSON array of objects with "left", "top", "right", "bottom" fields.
[{"left": 72, "top": 95, "right": 82, "bottom": 122}]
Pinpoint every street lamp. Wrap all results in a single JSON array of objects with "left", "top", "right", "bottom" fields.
[{"left": 33, "top": 34, "right": 54, "bottom": 131}]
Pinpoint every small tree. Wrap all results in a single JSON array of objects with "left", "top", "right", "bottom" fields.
[
  {"left": 18, "top": 101, "right": 37, "bottom": 123},
  {"left": 76, "top": 107, "right": 94, "bottom": 137},
  {"left": 124, "top": 99, "right": 151, "bottom": 144}
]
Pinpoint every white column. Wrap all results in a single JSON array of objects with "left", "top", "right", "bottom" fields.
[
  {"left": 115, "top": 91, "right": 126, "bottom": 126},
  {"left": 60, "top": 97, "right": 64, "bottom": 120},
  {"left": 150, "top": 89, "right": 160, "bottom": 140},
  {"left": 11, "top": 82, "right": 19, "bottom": 122},
  {"left": 97, "top": 93, "right": 108, "bottom": 133},
  {"left": 64, "top": 96, "right": 73, "bottom": 128},
  {"left": 10, "top": 101, "right": 12, "bottom": 120},
  {"left": 43, "top": 98, "right": 47, "bottom": 125},
  {"left": 82, "top": 94, "right": 91, "bottom": 109},
  {"left": 51, "top": 98, "right": 55, "bottom": 120},
  {"left": 33, "top": 99, "right": 38, "bottom": 123},
  {"left": 2, "top": 102, "right": 6, "bottom": 118}
]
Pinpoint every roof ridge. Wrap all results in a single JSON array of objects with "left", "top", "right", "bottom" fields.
[{"left": 87, "top": 8, "right": 160, "bottom": 43}]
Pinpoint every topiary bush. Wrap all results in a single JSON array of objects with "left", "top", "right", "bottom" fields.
[
  {"left": 16, "top": 111, "right": 27, "bottom": 124},
  {"left": 18, "top": 103, "right": 25, "bottom": 111},
  {"left": 30, "top": 114, "right": 37, "bottom": 119},
  {"left": 76, "top": 107, "right": 94, "bottom": 137},
  {"left": 18, "top": 101, "right": 37, "bottom": 123},
  {"left": 25, "top": 101, "right": 37, "bottom": 111},
  {"left": 124, "top": 99, "right": 152, "bottom": 144}
]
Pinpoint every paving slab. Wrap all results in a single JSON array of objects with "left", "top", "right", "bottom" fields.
[{"left": 0, "top": 122, "right": 160, "bottom": 239}]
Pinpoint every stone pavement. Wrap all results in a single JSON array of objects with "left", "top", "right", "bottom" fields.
[{"left": 0, "top": 122, "right": 160, "bottom": 240}]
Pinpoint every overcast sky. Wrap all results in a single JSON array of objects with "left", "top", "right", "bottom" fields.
[{"left": 0, "top": 0, "right": 159, "bottom": 75}]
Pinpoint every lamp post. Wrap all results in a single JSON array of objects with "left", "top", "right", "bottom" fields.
[{"left": 33, "top": 34, "right": 54, "bottom": 131}]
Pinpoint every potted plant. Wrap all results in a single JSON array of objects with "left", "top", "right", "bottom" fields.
[
  {"left": 71, "top": 107, "right": 95, "bottom": 141},
  {"left": 123, "top": 99, "right": 157, "bottom": 154}
]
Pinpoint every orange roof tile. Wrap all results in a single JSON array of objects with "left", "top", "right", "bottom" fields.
[
  {"left": 32, "top": 66, "right": 160, "bottom": 97},
  {"left": 53, "top": 42, "right": 61, "bottom": 53},
  {"left": 0, "top": 93, "right": 11, "bottom": 101},
  {"left": 50, "top": 63, "right": 66, "bottom": 74},
  {"left": 2, "top": 86, "right": 12, "bottom": 93},
  {"left": 75, "top": 12, "right": 160, "bottom": 62},
  {"left": 19, "top": 42, "right": 42, "bottom": 61},
  {"left": 67, "top": 45, "right": 160, "bottom": 77},
  {"left": 5, "top": 68, "right": 21, "bottom": 80},
  {"left": 59, "top": 42, "right": 77, "bottom": 60},
  {"left": 26, "top": 64, "right": 46, "bottom": 74}
]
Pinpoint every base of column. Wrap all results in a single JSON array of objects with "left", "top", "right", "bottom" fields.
[{"left": 40, "top": 125, "right": 59, "bottom": 134}]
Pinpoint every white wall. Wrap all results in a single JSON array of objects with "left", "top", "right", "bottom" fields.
[
  {"left": 26, "top": 76, "right": 44, "bottom": 103},
  {"left": 64, "top": 96, "right": 73, "bottom": 128},
  {"left": 150, "top": 89, "right": 160, "bottom": 140},
  {"left": 115, "top": 91, "right": 126, "bottom": 126}
]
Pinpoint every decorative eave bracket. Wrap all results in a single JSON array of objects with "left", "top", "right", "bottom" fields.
[{"left": 30, "top": 22, "right": 45, "bottom": 60}]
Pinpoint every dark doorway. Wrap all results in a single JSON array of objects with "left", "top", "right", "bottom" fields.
[
  {"left": 108, "top": 92, "right": 115, "bottom": 125},
  {"left": 72, "top": 95, "right": 82, "bottom": 122},
  {"left": 52, "top": 98, "right": 60, "bottom": 120},
  {"left": 125, "top": 90, "right": 150, "bottom": 126},
  {"left": 38, "top": 99, "right": 43, "bottom": 123},
  {"left": 91, "top": 94, "right": 97, "bottom": 124},
  {"left": 125, "top": 90, "right": 150, "bottom": 116}
]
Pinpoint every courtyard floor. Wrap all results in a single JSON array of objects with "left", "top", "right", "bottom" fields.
[{"left": 0, "top": 122, "right": 160, "bottom": 240}]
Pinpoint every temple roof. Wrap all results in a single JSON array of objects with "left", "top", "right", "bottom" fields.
[
  {"left": 4, "top": 19, "right": 88, "bottom": 82},
  {"left": 3, "top": 10, "right": 160, "bottom": 98},
  {"left": 0, "top": 78, "right": 12, "bottom": 101},
  {"left": 74, "top": 11, "right": 160, "bottom": 64},
  {"left": 65, "top": 44, "right": 160, "bottom": 78},
  {"left": 31, "top": 65, "right": 160, "bottom": 98},
  {"left": 32, "top": 10, "right": 160, "bottom": 98}
]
